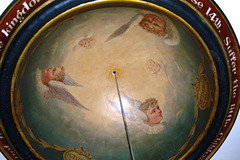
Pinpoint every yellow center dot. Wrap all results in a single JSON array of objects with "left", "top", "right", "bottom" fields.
[{"left": 109, "top": 67, "right": 121, "bottom": 78}]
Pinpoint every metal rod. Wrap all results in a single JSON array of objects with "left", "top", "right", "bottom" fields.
[{"left": 112, "top": 71, "right": 135, "bottom": 160}]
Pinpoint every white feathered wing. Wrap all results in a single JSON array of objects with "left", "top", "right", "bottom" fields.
[
  {"left": 163, "top": 16, "right": 180, "bottom": 46},
  {"left": 36, "top": 69, "right": 89, "bottom": 111},
  {"left": 108, "top": 94, "right": 147, "bottom": 122}
]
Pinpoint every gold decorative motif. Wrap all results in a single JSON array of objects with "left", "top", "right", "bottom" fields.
[
  {"left": 169, "top": 53, "right": 214, "bottom": 160},
  {"left": 16, "top": 91, "right": 94, "bottom": 159},
  {"left": 63, "top": 146, "right": 95, "bottom": 160},
  {"left": 191, "top": 62, "right": 213, "bottom": 111}
]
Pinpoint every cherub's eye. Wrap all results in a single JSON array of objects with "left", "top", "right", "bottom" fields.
[{"left": 146, "top": 19, "right": 152, "bottom": 22}]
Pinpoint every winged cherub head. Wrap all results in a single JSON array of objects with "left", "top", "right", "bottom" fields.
[
  {"left": 139, "top": 14, "right": 167, "bottom": 37},
  {"left": 140, "top": 98, "right": 163, "bottom": 126},
  {"left": 41, "top": 66, "right": 65, "bottom": 87}
]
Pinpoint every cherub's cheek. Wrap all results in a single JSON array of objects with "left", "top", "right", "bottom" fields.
[
  {"left": 151, "top": 114, "right": 160, "bottom": 121},
  {"left": 45, "top": 71, "right": 52, "bottom": 80}
]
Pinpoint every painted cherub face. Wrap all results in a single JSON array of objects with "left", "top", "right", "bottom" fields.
[
  {"left": 146, "top": 59, "right": 161, "bottom": 74},
  {"left": 41, "top": 66, "right": 64, "bottom": 86},
  {"left": 145, "top": 104, "right": 163, "bottom": 125},
  {"left": 78, "top": 37, "right": 95, "bottom": 49},
  {"left": 140, "top": 98, "right": 164, "bottom": 126},
  {"left": 139, "top": 14, "right": 167, "bottom": 37}
]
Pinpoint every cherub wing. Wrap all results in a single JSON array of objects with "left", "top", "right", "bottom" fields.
[
  {"left": 63, "top": 74, "right": 84, "bottom": 87},
  {"left": 122, "top": 93, "right": 142, "bottom": 108},
  {"left": 108, "top": 99, "right": 121, "bottom": 114},
  {"left": 105, "top": 13, "right": 143, "bottom": 42},
  {"left": 48, "top": 81, "right": 89, "bottom": 110},
  {"left": 36, "top": 69, "right": 89, "bottom": 110},
  {"left": 157, "top": 60, "right": 173, "bottom": 87},
  {"left": 163, "top": 16, "right": 180, "bottom": 46},
  {"left": 108, "top": 95, "right": 147, "bottom": 122}
]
